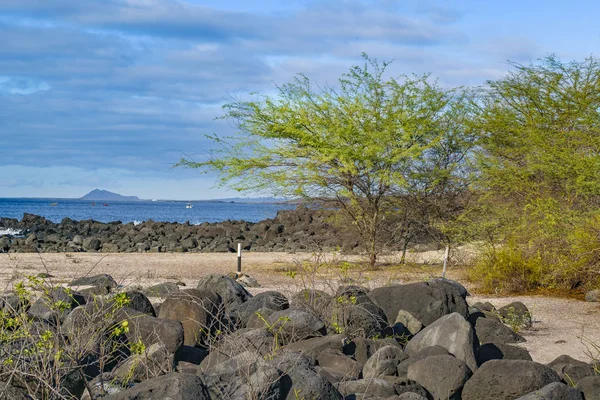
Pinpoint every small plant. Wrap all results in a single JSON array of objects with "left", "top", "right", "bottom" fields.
[
  {"left": 254, "top": 311, "right": 290, "bottom": 352},
  {"left": 285, "top": 270, "right": 297, "bottom": 279},
  {"left": 0, "top": 269, "right": 137, "bottom": 399},
  {"left": 130, "top": 339, "right": 146, "bottom": 355},
  {"left": 502, "top": 306, "right": 532, "bottom": 333}
]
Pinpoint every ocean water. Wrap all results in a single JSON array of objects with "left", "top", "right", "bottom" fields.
[{"left": 0, "top": 198, "right": 295, "bottom": 229}]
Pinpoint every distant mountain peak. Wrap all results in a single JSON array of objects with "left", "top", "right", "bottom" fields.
[{"left": 80, "top": 189, "right": 140, "bottom": 201}]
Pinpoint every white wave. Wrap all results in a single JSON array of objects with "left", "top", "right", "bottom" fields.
[
  {"left": 133, "top": 220, "right": 143, "bottom": 226},
  {"left": 0, "top": 228, "right": 22, "bottom": 236}
]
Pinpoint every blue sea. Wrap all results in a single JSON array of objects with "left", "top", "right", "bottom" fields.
[{"left": 0, "top": 198, "right": 295, "bottom": 226}]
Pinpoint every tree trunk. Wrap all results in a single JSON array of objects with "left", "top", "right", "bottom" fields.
[{"left": 369, "top": 251, "right": 377, "bottom": 268}]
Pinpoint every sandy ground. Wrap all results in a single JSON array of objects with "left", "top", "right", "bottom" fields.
[{"left": 1, "top": 252, "right": 599, "bottom": 365}]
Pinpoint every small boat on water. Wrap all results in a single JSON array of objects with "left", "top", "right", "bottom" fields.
[
  {"left": 50, "top": 202, "right": 58, "bottom": 207},
  {"left": 91, "top": 203, "right": 96, "bottom": 206},
  {"left": 103, "top": 203, "right": 109, "bottom": 207},
  {"left": 186, "top": 203, "right": 193, "bottom": 209}
]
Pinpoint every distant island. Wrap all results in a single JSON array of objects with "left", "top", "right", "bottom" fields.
[{"left": 79, "top": 189, "right": 141, "bottom": 202}]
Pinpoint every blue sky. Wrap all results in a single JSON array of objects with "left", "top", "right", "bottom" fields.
[{"left": 0, "top": 0, "right": 598, "bottom": 200}]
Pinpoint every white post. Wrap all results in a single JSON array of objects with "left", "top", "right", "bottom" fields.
[
  {"left": 442, "top": 245, "right": 450, "bottom": 279},
  {"left": 237, "top": 243, "right": 242, "bottom": 273}
]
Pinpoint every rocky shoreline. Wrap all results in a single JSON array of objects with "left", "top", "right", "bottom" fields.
[{"left": 0, "top": 207, "right": 385, "bottom": 254}]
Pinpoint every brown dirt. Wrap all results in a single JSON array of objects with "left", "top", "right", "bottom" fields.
[{"left": 1, "top": 252, "right": 598, "bottom": 365}]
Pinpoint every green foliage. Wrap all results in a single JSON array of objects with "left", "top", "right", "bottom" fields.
[
  {"left": 502, "top": 306, "right": 532, "bottom": 334},
  {"left": 463, "top": 55, "right": 600, "bottom": 292},
  {"left": 254, "top": 311, "right": 290, "bottom": 351},
  {"left": 0, "top": 275, "right": 135, "bottom": 399},
  {"left": 179, "top": 54, "right": 474, "bottom": 266},
  {"left": 130, "top": 339, "right": 146, "bottom": 355}
]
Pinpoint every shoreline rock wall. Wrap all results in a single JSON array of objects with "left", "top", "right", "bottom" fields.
[{"left": 0, "top": 207, "right": 368, "bottom": 254}]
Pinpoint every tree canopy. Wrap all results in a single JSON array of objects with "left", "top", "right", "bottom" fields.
[
  {"left": 464, "top": 55, "right": 600, "bottom": 292},
  {"left": 179, "top": 55, "right": 475, "bottom": 266}
]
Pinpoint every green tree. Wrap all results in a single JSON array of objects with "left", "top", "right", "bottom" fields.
[
  {"left": 180, "top": 55, "right": 474, "bottom": 266},
  {"left": 467, "top": 55, "right": 600, "bottom": 292}
]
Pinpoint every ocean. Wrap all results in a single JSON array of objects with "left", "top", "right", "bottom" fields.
[{"left": 0, "top": 198, "right": 295, "bottom": 229}]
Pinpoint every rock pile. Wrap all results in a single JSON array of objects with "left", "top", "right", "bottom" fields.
[
  {"left": 0, "top": 207, "right": 368, "bottom": 254},
  {"left": 1, "top": 275, "right": 598, "bottom": 399}
]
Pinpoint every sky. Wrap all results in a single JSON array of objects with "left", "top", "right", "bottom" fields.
[{"left": 0, "top": 0, "right": 598, "bottom": 200}]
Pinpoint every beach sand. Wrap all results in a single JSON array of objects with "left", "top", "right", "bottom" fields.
[{"left": 1, "top": 251, "right": 599, "bottom": 365}]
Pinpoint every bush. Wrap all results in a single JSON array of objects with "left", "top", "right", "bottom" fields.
[
  {"left": 461, "top": 55, "right": 600, "bottom": 294},
  {"left": 0, "top": 275, "right": 137, "bottom": 399}
]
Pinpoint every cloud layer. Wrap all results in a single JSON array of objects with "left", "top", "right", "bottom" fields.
[{"left": 1, "top": 0, "right": 598, "bottom": 198}]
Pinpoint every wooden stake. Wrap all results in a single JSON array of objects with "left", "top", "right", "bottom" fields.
[{"left": 237, "top": 243, "right": 242, "bottom": 273}]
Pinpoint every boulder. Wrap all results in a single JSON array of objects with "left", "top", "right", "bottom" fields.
[
  {"left": 229, "top": 290, "right": 289, "bottom": 326},
  {"left": 405, "top": 313, "right": 478, "bottom": 372},
  {"left": 368, "top": 281, "right": 468, "bottom": 327},
  {"left": 472, "top": 301, "right": 497, "bottom": 313},
  {"left": 407, "top": 354, "right": 472, "bottom": 400},
  {"left": 198, "top": 328, "right": 276, "bottom": 371},
  {"left": 363, "top": 345, "right": 409, "bottom": 378},
  {"left": 234, "top": 273, "right": 260, "bottom": 288},
  {"left": 104, "top": 372, "right": 210, "bottom": 400},
  {"left": 196, "top": 274, "right": 251, "bottom": 309},
  {"left": 326, "top": 298, "right": 388, "bottom": 338},
  {"left": 398, "top": 394, "right": 429, "bottom": 400},
  {"left": 157, "top": 289, "right": 222, "bottom": 347},
  {"left": 1, "top": 294, "right": 29, "bottom": 315},
  {"left": 498, "top": 301, "right": 532, "bottom": 328},
  {"left": 111, "top": 343, "right": 174, "bottom": 383},
  {"left": 79, "top": 285, "right": 111, "bottom": 299},
  {"left": 548, "top": 355, "right": 597, "bottom": 384},
  {"left": 83, "top": 237, "right": 102, "bottom": 251},
  {"left": 62, "top": 301, "right": 130, "bottom": 373},
  {"left": 174, "top": 345, "right": 208, "bottom": 367},
  {"left": 28, "top": 287, "right": 85, "bottom": 323},
  {"left": 476, "top": 342, "right": 532, "bottom": 365},
  {"left": 124, "top": 291, "right": 155, "bottom": 316},
  {"left": 73, "top": 235, "right": 84, "bottom": 245},
  {"left": 118, "top": 308, "right": 184, "bottom": 353},
  {"left": 338, "top": 377, "right": 429, "bottom": 398},
  {"left": 266, "top": 308, "right": 326, "bottom": 344},
  {"left": 316, "top": 349, "right": 362, "bottom": 380},
  {"left": 143, "top": 282, "right": 180, "bottom": 298},
  {"left": 395, "top": 309, "right": 423, "bottom": 335},
  {"left": 101, "top": 243, "right": 120, "bottom": 253},
  {"left": 576, "top": 376, "right": 600, "bottom": 400},
  {"left": 291, "top": 289, "right": 332, "bottom": 316},
  {"left": 203, "top": 351, "right": 282, "bottom": 400},
  {"left": 462, "top": 360, "right": 562, "bottom": 400},
  {"left": 475, "top": 316, "right": 526, "bottom": 344},
  {"left": 281, "top": 334, "right": 347, "bottom": 360},
  {"left": 345, "top": 337, "right": 401, "bottom": 366},
  {"left": 81, "top": 373, "right": 126, "bottom": 399},
  {"left": 0, "top": 381, "right": 29, "bottom": 399},
  {"left": 335, "top": 285, "right": 370, "bottom": 297},
  {"left": 516, "top": 382, "right": 584, "bottom": 400},
  {"left": 247, "top": 307, "right": 277, "bottom": 329},
  {"left": 69, "top": 274, "right": 117, "bottom": 289},
  {"left": 397, "top": 345, "right": 450, "bottom": 377},
  {"left": 270, "top": 352, "right": 343, "bottom": 400},
  {"left": 427, "top": 278, "right": 470, "bottom": 299}
]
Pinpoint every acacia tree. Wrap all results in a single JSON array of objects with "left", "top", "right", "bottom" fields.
[
  {"left": 466, "top": 55, "right": 600, "bottom": 291},
  {"left": 180, "top": 55, "right": 474, "bottom": 266}
]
